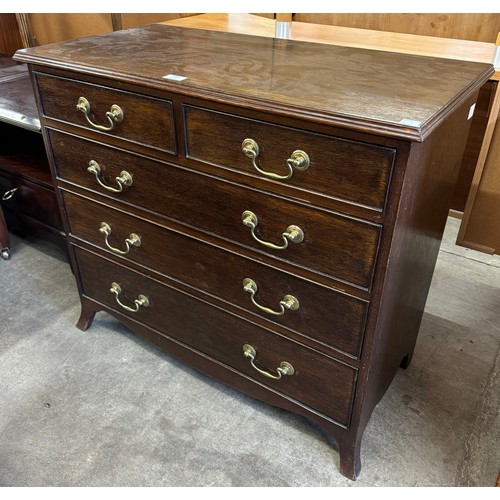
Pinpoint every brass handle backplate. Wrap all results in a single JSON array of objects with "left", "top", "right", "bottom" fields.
[
  {"left": 99, "top": 222, "right": 141, "bottom": 255},
  {"left": 242, "top": 344, "right": 294, "bottom": 380},
  {"left": 242, "top": 138, "right": 309, "bottom": 180},
  {"left": 87, "top": 160, "right": 133, "bottom": 193},
  {"left": 242, "top": 210, "right": 304, "bottom": 250},
  {"left": 77, "top": 96, "right": 124, "bottom": 132},
  {"left": 2, "top": 188, "right": 18, "bottom": 201},
  {"left": 110, "top": 282, "right": 149, "bottom": 313},
  {"left": 243, "top": 278, "right": 299, "bottom": 316}
]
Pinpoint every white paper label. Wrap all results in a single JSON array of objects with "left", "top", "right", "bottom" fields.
[
  {"left": 468, "top": 103, "right": 476, "bottom": 120},
  {"left": 162, "top": 74, "right": 187, "bottom": 82},
  {"left": 399, "top": 118, "right": 422, "bottom": 127}
]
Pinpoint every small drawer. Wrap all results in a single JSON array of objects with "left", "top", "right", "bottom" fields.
[
  {"left": 184, "top": 105, "right": 395, "bottom": 211},
  {"left": 0, "top": 172, "right": 61, "bottom": 228},
  {"left": 75, "top": 246, "right": 358, "bottom": 427},
  {"left": 50, "top": 130, "right": 381, "bottom": 290},
  {"left": 35, "top": 72, "right": 176, "bottom": 154},
  {"left": 63, "top": 192, "right": 369, "bottom": 357}
]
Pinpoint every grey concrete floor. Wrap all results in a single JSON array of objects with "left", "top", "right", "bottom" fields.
[{"left": 0, "top": 217, "right": 499, "bottom": 487}]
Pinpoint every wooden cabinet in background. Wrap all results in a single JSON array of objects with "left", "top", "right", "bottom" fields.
[
  {"left": 0, "top": 57, "right": 66, "bottom": 256},
  {"left": 457, "top": 78, "right": 500, "bottom": 254},
  {"left": 451, "top": 80, "right": 498, "bottom": 211}
]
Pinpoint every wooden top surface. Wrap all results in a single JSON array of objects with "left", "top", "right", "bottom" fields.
[
  {"left": 162, "top": 14, "right": 499, "bottom": 79},
  {"left": 14, "top": 23, "right": 494, "bottom": 141},
  {"left": 0, "top": 58, "right": 40, "bottom": 132}
]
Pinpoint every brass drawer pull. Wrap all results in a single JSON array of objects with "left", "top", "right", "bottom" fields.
[
  {"left": 77, "top": 96, "right": 124, "bottom": 132},
  {"left": 243, "top": 278, "right": 299, "bottom": 316},
  {"left": 2, "top": 188, "right": 18, "bottom": 201},
  {"left": 110, "top": 282, "right": 149, "bottom": 313},
  {"left": 99, "top": 222, "right": 141, "bottom": 255},
  {"left": 242, "top": 210, "right": 304, "bottom": 250},
  {"left": 242, "top": 138, "right": 309, "bottom": 180},
  {"left": 242, "top": 344, "right": 294, "bottom": 380},
  {"left": 87, "top": 160, "right": 133, "bottom": 193}
]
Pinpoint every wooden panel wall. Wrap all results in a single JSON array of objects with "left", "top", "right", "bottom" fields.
[
  {"left": 21, "top": 13, "right": 500, "bottom": 46},
  {"left": 28, "top": 14, "right": 112, "bottom": 46},
  {"left": 121, "top": 13, "right": 195, "bottom": 30},
  {"left": 27, "top": 13, "right": 190, "bottom": 46},
  {"left": 0, "top": 14, "right": 23, "bottom": 55},
  {"left": 293, "top": 13, "right": 500, "bottom": 43}
]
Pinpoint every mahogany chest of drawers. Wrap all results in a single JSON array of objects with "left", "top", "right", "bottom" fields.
[{"left": 15, "top": 25, "right": 493, "bottom": 480}]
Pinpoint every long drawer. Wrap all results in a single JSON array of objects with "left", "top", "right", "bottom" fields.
[
  {"left": 63, "top": 191, "right": 368, "bottom": 357},
  {"left": 49, "top": 129, "right": 381, "bottom": 290},
  {"left": 74, "top": 245, "right": 358, "bottom": 426},
  {"left": 184, "top": 105, "right": 396, "bottom": 211},
  {"left": 35, "top": 72, "right": 176, "bottom": 154}
]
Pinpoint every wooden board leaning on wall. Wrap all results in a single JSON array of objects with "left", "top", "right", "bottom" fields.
[{"left": 292, "top": 13, "right": 500, "bottom": 43}]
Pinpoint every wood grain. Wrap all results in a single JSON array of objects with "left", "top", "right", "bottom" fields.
[
  {"left": 0, "top": 171, "right": 61, "bottom": 228},
  {"left": 162, "top": 14, "right": 498, "bottom": 74},
  {"left": 75, "top": 244, "right": 358, "bottom": 427},
  {"left": 63, "top": 190, "right": 369, "bottom": 358},
  {"left": 184, "top": 105, "right": 395, "bottom": 212},
  {"left": 0, "top": 63, "right": 40, "bottom": 132},
  {"left": 294, "top": 13, "right": 500, "bottom": 44},
  {"left": 0, "top": 59, "right": 66, "bottom": 253},
  {"left": 20, "top": 23, "right": 494, "bottom": 480},
  {"left": 451, "top": 81, "right": 497, "bottom": 211},
  {"left": 0, "top": 205, "right": 9, "bottom": 252},
  {"left": 458, "top": 93, "right": 500, "bottom": 254},
  {"left": 14, "top": 24, "right": 494, "bottom": 141},
  {"left": 342, "top": 90, "right": 480, "bottom": 481},
  {"left": 48, "top": 129, "right": 382, "bottom": 290},
  {"left": 458, "top": 81, "right": 500, "bottom": 253},
  {"left": 27, "top": 13, "right": 193, "bottom": 46},
  {"left": 0, "top": 14, "right": 23, "bottom": 56},
  {"left": 35, "top": 72, "right": 176, "bottom": 155}
]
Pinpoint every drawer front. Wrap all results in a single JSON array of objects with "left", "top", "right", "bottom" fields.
[
  {"left": 63, "top": 191, "right": 368, "bottom": 357},
  {"left": 0, "top": 172, "right": 61, "bottom": 228},
  {"left": 184, "top": 105, "right": 395, "bottom": 211},
  {"left": 49, "top": 130, "right": 381, "bottom": 290},
  {"left": 75, "top": 246, "right": 358, "bottom": 426},
  {"left": 35, "top": 72, "right": 176, "bottom": 154}
]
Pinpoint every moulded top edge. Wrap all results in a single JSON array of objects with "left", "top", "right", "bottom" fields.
[{"left": 14, "top": 24, "right": 495, "bottom": 142}]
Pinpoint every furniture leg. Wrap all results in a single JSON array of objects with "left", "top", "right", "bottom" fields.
[
  {"left": 400, "top": 333, "right": 420, "bottom": 369},
  {"left": 0, "top": 205, "right": 11, "bottom": 260},
  {"left": 338, "top": 435, "right": 362, "bottom": 481},
  {"left": 76, "top": 296, "right": 96, "bottom": 331},
  {"left": 400, "top": 352, "right": 413, "bottom": 369}
]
